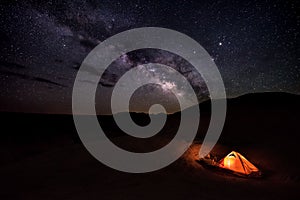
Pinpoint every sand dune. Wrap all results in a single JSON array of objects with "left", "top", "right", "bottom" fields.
[{"left": 0, "top": 92, "right": 299, "bottom": 199}]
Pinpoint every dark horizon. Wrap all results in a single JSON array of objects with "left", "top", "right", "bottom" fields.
[{"left": 0, "top": 91, "right": 298, "bottom": 115}]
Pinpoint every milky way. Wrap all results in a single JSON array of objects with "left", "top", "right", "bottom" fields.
[{"left": 0, "top": 0, "right": 298, "bottom": 113}]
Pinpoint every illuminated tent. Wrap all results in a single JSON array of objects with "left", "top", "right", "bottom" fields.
[{"left": 218, "top": 151, "right": 259, "bottom": 175}]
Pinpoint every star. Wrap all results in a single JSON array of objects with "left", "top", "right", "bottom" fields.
[{"left": 0, "top": 0, "right": 298, "bottom": 114}]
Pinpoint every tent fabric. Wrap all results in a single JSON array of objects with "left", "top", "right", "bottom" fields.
[{"left": 218, "top": 151, "right": 259, "bottom": 175}]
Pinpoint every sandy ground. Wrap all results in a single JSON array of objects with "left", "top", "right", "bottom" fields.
[
  {"left": 1, "top": 93, "right": 299, "bottom": 199},
  {"left": 0, "top": 135, "right": 299, "bottom": 200}
]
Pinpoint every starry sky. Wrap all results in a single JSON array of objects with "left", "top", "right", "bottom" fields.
[{"left": 0, "top": 0, "right": 299, "bottom": 114}]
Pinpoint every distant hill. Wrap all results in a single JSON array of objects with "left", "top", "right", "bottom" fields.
[
  {"left": 227, "top": 92, "right": 300, "bottom": 108},
  {"left": 184, "top": 92, "right": 300, "bottom": 114},
  {"left": 0, "top": 92, "right": 299, "bottom": 139}
]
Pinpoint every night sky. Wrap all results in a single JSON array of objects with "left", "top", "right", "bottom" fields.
[{"left": 0, "top": 0, "right": 299, "bottom": 114}]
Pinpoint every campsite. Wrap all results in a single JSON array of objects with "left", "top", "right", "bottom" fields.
[
  {"left": 0, "top": 92, "right": 299, "bottom": 200},
  {"left": 198, "top": 151, "right": 261, "bottom": 177}
]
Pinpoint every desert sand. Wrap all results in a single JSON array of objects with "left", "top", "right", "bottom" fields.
[{"left": 0, "top": 93, "right": 299, "bottom": 200}]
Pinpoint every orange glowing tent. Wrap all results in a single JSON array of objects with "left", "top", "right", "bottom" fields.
[{"left": 218, "top": 151, "right": 259, "bottom": 175}]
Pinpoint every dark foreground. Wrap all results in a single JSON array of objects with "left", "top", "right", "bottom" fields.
[{"left": 1, "top": 93, "right": 300, "bottom": 200}]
